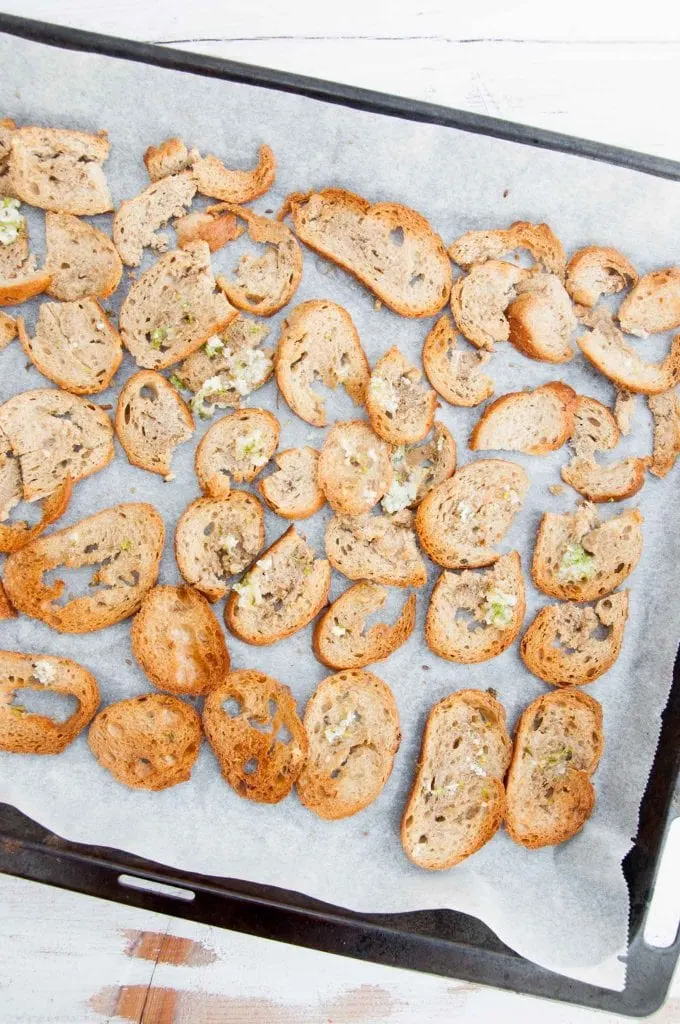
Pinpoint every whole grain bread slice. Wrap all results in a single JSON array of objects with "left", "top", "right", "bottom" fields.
[
  {"left": 470, "top": 382, "right": 576, "bottom": 455},
  {"left": 507, "top": 273, "right": 577, "bottom": 363},
  {"left": 326, "top": 510, "right": 427, "bottom": 587},
  {"left": 296, "top": 669, "right": 401, "bottom": 820},
  {"left": 116, "top": 370, "right": 194, "bottom": 477},
  {"left": 285, "top": 188, "right": 451, "bottom": 317},
  {"left": 577, "top": 311, "right": 680, "bottom": 394},
  {"left": 366, "top": 346, "right": 437, "bottom": 445},
  {"left": 113, "top": 172, "right": 197, "bottom": 267},
  {"left": 9, "top": 126, "right": 112, "bottom": 215},
  {"left": 565, "top": 246, "right": 638, "bottom": 308},
  {"left": 195, "top": 408, "right": 280, "bottom": 499},
  {"left": 0, "top": 311, "right": 16, "bottom": 350},
  {"left": 561, "top": 395, "right": 647, "bottom": 501},
  {"left": 520, "top": 592, "right": 629, "bottom": 687},
  {"left": 647, "top": 390, "right": 680, "bottom": 478},
  {"left": 131, "top": 584, "right": 230, "bottom": 696},
  {"left": 144, "top": 137, "right": 194, "bottom": 181},
  {"left": 88, "top": 693, "right": 201, "bottom": 791},
  {"left": 317, "top": 420, "right": 393, "bottom": 515},
  {"left": 179, "top": 315, "right": 273, "bottom": 417},
  {"left": 258, "top": 446, "right": 325, "bottom": 519},
  {"left": 401, "top": 690, "right": 511, "bottom": 870},
  {"left": 504, "top": 689, "right": 603, "bottom": 848},
  {"left": 447, "top": 221, "right": 566, "bottom": 278},
  {"left": 0, "top": 651, "right": 100, "bottom": 754},
  {"left": 450, "top": 260, "right": 530, "bottom": 351},
  {"left": 381, "top": 423, "right": 457, "bottom": 514},
  {"left": 191, "top": 144, "right": 276, "bottom": 203},
  {"left": 422, "top": 314, "right": 494, "bottom": 407},
  {"left": 203, "top": 669, "right": 307, "bottom": 803},
  {"left": 618, "top": 267, "right": 680, "bottom": 336},
  {"left": 313, "top": 583, "right": 416, "bottom": 670},
  {"left": 44, "top": 212, "right": 122, "bottom": 301}
]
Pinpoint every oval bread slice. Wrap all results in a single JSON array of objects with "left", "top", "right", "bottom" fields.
[
  {"left": 44, "top": 212, "right": 122, "bottom": 301},
  {"left": 561, "top": 395, "right": 647, "bottom": 502},
  {"left": 195, "top": 408, "right": 280, "bottom": 498},
  {"left": 116, "top": 370, "right": 194, "bottom": 477},
  {"left": 422, "top": 314, "right": 494, "bottom": 407},
  {"left": 179, "top": 315, "right": 273, "bottom": 416},
  {"left": 112, "top": 171, "right": 197, "bottom": 267},
  {"left": 577, "top": 312, "right": 680, "bottom": 394},
  {"left": 9, "top": 126, "right": 113, "bottom": 215},
  {"left": 317, "top": 420, "right": 393, "bottom": 515},
  {"left": 326, "top": 511, "right": 427, "bottom": 588},
  {"left": 618, "top": 267, "right": 680, "bottom": 337},
  {"left": 447, "top": 221, "right": 566, "bottom": 277},
  {"left": 506, "top": 274, "right": 577, "bottom": 363},
  {"left": 366, "top": 346, "right": 437, "bottom": 445},
  {"left": 381, "top": 423, "right": 457, "bottom": 514},
  {"left": 470, "top": 382, "right": 576, "bottom": 455},
  {"left": 258, "top": 446, "right": 324, "bottom": 520},
  {"left": 565, "top": 246, "right": 637, "bottom": 308},
  {"left": 450, "top": 260, "right": 529, "bottom": 351},
  {"left": 313, "top": 583, "right": 416, "bottom": 670}
]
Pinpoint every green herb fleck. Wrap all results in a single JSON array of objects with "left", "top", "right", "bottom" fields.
[{"left": 169, "top": 374, "right": 187, "bottom": 391}]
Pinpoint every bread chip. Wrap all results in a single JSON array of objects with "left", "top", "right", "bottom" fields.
[
  {"left": 648, "top": 390, "right": 680, "bottom": 478},
  {"left": 44, "top": 212, "right": 122, "bottom": 301},
  {"left": 313, "top": 583, "right": 416, "bottom": 670},
  {"left": 317, "top": 420, "right": 393, "bottom": 515},
  {"left": 0, "top": 197, "right": 51, "bottom": 305},
  {"left": 195, "top": 408, "right": 280, "bottom": 498},
  {"left": 565, "top": 246, "right": 637, "bottom": 308},
  {"left": 451, "top": 260, "right": 529, "bottom": 351},
  {"left": 561, "top": 395, "right": 647, "bottom": 501},
  {"left": 9, "top": 126, "right": 112, "bottom": 215},
  {"left": 381, "top": 423, "right": 456, "bottom": 514},
  {"left": 448, "top": 221, "right": 566, "bottom": 277},
  {"left": 422, "top": 314, "right": 494, "bottom": 407},
  {"left": 192, "top": 144, "right": 276, "bottom": 203},
  {"left": 366, "top": 346, "right": 437, "bottom": 445},
  {"left": 258, "top": 447, "right": 324, "bottom": 520},
  {"left": 116, "top": 370, "right": 194, "bottom": 477},
  {"left": 143, "top": 137, "right": 194, "bottom": 180},
  {"left": 507, "top": 274, "right": 577, "bottom": 363},
  {"left": 470, "top": 382, "right": 576, "bottom": 455},
  {"left": 179, "top": 315, "right": 273, "bottom": 416},
  {"left": 175, "top": 207, "right": 241, "bottom": 252},
  {"left": 0, "top": 581, "right": 16, "bottom": 619},
  {"left": 0, "top": 311, "right": 16, "bottom": 350},
  {"left": 326, "top": 510, "right": 427, "bottom": 587},
  {"left": 0, "top": 118, "right": 16, "bottom": 196},
  {"left": 113, "top": 172, "right": 197, "bottom": 267},
  {"left": 577, "top": 311, "right": 680, "bottom": 394},
  {"left": 0, "top": 447, "right": 71, "bottom": 554},
  {"left": 618, "top": 267, "right": 680, "bottom": 337},
  {"left": 613, "top": 388, "right": 636, "bottom": 435}
]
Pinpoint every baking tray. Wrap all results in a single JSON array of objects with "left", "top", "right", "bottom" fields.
[{"left": 0, "top": 12, "right": 678, "bottom": 1016}]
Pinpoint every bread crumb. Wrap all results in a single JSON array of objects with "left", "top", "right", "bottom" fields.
[
  {"left": 549, "top": 484, "right": 565, "bottom": 496},
  {"left": 374, "top": 299, "right": 382, "bottom": 311},
  {"left": 503, "top": 189, "right": 509, "bottom": 198}
]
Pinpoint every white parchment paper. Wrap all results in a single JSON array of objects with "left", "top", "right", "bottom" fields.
[{"left": 1, "top": 32, "right": 680, "bottom": 991}]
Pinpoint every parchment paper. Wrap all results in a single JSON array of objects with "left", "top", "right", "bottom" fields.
[{"left": 1, "top": 31, "right": 679, "bottom": 992}]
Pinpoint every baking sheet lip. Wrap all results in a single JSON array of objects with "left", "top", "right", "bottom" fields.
[{"left": 3, "top": 13, "right": 680, "bottom": 184}]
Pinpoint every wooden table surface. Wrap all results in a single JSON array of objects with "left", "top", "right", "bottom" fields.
[{"left": 2, "top": 2, "right": 680, "bottom": 1021}]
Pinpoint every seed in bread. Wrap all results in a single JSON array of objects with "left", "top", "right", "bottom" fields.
[
  {"left": 647, "top": 390, "right": 680, "bottom": 478},
  {"left": 88, "top": 694, "right": 201, "bottom": 791},
  {"left": 507, "top": 274, "right": 577, "bottom": 363},
  {"left": 577, "top": 310, "right": 680, "bottom": 394},
  {"left": 618, "top": 267, "right": 680, "bottom": 337},
  {"left": 532, "top": 502, "right": 643, "bottom": 601},
  {"left": 116, "top": 370, "right": 193, "bottom": 478},
  {"left": 313, "top": 583, "right": 416, "bottom": 670},
  {"left": 274, "top": 299, "right": 370, "bottom": 427},
  {"left": 561, "top": 395, "right": 647, "bottom": 501},
  {"left": 192, "top": 144, "right": 276, "bottom": 203},
  {"left": 195, "top": 408, "right": 280, "bottom": 499},
  {"left": 0, "top": 432, "right": 71, "bottom": 553},
  {"left": 520, "top": 592, "right": 629, "bottom": 686},
  {"left": 425, "top": 552, "right": 525, "bottom": 663},
  {"left": 0, "top": 651, "right": 100, "bottom": 754},
  {"left": 143, "top": 137, "right": 194, "bottom": 180},
  {"left": 0, "top": 311, "right": 16, "bottom": 350},
  {"left": 325, "top": 510, "right": 427, "bottom": 587},
  {"left": 113, "top": 172, "right": 197, "bottom": 267},
  {"left": 504, "top": 689, "right": 603, "bottom": 848},
  {"left": 448, "top": 221, "right": 566, "bottom": 278},
  {"left": 175, "top": 207, "right": 241, "bottom": 252},
  {"left": 9, "top": 126, "right": 113, "bottom": 215},
  {"left": 565, "top": 246, "right": 637, "bottom": 308},
  {"left": 416, "top": 459, "right": 529, "bottom": 569},
  {"left": 317, "top": 420, "right": 393, "bottom": 515},
  {"left": 381, "top": 423, "right": 456, "bottom": 513},
  {"left": 422, "top": 314, "right": 494, "bottom": 407},
  {"left": 119, "top": 242, "right": 237, "bottom": 370},
  {"left": 470, "top": 382, "right": 576, "bottom": 455},
  {"left": 366, "top": 346, "right": 437, "bottom": 445},
  {"left": 225, "top": 526, "right": 331, "bottom": 645},
  {"left": 44, "top": 212, "right": 122, "bottom": 301},
  {"left": 401, "top": 690, "right": 512, "bottom": 870},
  {"left": 259, "top": 447, "right": 324, "bottom": 520},
  {"left": 131, "top": 585, "right": 230, "bottom": 696},
  {"left": 175, "top": 492, "right": 265, "bottom": 602},
  {"left": 286, "top": 188, "right": 451, "bottom": 318},
  {"left": 296, "top": 669, "right": 401, "bottom": 820},
  {"left": 203, "top": 669, "right": 307, "bottom": 803},
  {"left": 4, "top": 503, "right": 164, "bottom": 633}
]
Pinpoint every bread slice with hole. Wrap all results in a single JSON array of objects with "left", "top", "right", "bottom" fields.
[
  {"left": 88, "top": 693, "right": 201, "bottom": 791},
  {"left": 416, "top": 459, "right": 529, "bottom": 569},
  {"left": 9, "top": 126, "right": 113, "bottom": 215},
  {"left": 422, "top": 314, "right": 494, "bottom": 407},
  {"left": 131, "top": 585, "right": 230, "bottom": 696},
  {"left": 174, "top": 492, "right": 265, "bottom": 603},
  {"left": 561, "top": 394, "right": 647, "bottom": 501},
  {"left": 381, "top": 422, "right": 457, "bottom": 514},
  {"left": 507, "top": 274, "right": 577, "bottom": 363},
  {"left": 447, "top": 221, "right": 566, "bottom": 278},
  {"left": 577, "top": 311, "right": 680, "bottom": 394},
  {"left": 326, "top": 511, "right": 427, "bottom": 587},
  {"left": 203, "top": 669, "right": 307, "bottom": 803},
  {"left": 520, "top": 592, "right": 628, "bottom": 687},
  {"left": 225, "top": 526, "right": 331, "bottom": 645},
  {"left": 44, "top": 212, "right": 122, "bottom": 301},
  {"left": 565, "top": 246, "right": 637, "bottom": 308},
  {"left": 258, "top": 446, "right": 324, "bottom": 519},
  {"left": 366, "top": 346, "right": 437, "bottom": 445},
  {"left": 504, "top": 688, "right": 603, "bottom": 848},
  {"left": 425, "top": 552, "right": 525, "bottom": 664},
  {"left": 401, "top": 690, "right": 512, "bottom": 870},
  {"left": 296, "top": 669, "right": 401, "bottom": 820},
  {"left": 179, "top": 316, "right": 273, "bottom": 416},
  {"left": 286, "top": 188, "right": 451, "bottom": 317},
  {"left": 113, "top": 172, "right": 197, "bottom": 267},
  {"left": 470, "top": 382, "right": 576, "bottom": 455},
  {"left": 648, "top": 390, "right": 680, "bottom": 478},
  {"left": 3, "top": 503, "right": 164, "bottom": 633},
  {"left": 274, "top": 299, "right": 370, "bottom": 427},
  {"left": 618, "top": 267, "right": 680, "bottom": 337},
  {"left": 116, "top": 370, "right": 194, "bottom": 477},
  {"left": 144, "top": 137, "right": 195, "bottom": 180},
  {"left": 18, "top": 298, "right": 123, "bottom": 395},
  {"left": 532, "top": 502, "right": 643, "bottom": 601},
  {"left": 317, "top": 420, "right": 393, "bottom": 515},
  {"left": 0, "top": 311, "right": 16, "bottom": 350},
  {"left": 119, "top": 242, "right": 237, "bottom": 370},
  {"left": 192, "top": 144, "right": 276, "bottom": 203},
  {"left": 450, "top": 261, "right": 530, "bottom": 351},
  {"left": 195, "top": 408, "right": 280, "bottom": 499},
  {"left": 313, "top": 583, "right": 416, "bottom": 670},
  {"left": 0, "top": 439, "right": 71, "bottom": 554}
]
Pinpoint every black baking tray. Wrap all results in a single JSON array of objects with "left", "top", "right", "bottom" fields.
[{"left": 0, "top": 12, "right": 679, "bottom": 1016}]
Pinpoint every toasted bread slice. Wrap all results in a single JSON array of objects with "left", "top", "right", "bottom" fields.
[
  {"left": 0, "top": 311, "right": 16, "bottom": 350},
  {"left": 648, "top": 390, "right": 680, "bottom": 478},
  {"left": 225, "top": 526, "right": 331, "bottom": 645},
  {"left": 18, "top": 298, "right": 122, "bottom": 395},
  {"left": 214, "top": 204, "right": 302, "bottom": 317},
  {"left": 401, "top": 690, "right": 511, "bottom": 870},
  {"left": 326, "top": 510, "right": 427, "bottom": 587},
  {"left": 0, "top": 268, "right": 51, "bottom": 307},
  {"left": 577, "top": 311, "right": 680, "bottom": 394},
  {"left": 195, "top": 408, "right": 280, "bottom": 499},
  {"left": 565, "top": 246, "right": 637, "bottom": 308},
  {"left": 313, "top": 583, "right": 416, "bottom": 670},
  {"left": 258, "top": 447, "right": 324, "bottom": 519},
  {"left": 470, "top": 382, "right": 576, "bottom": 455},
  {"left": 192, "top": 144, "right": 276, "bottom": 203},
  {"left": 286, "top": 188, "right": 451, "bottom": 317},
  {"left": 296, "top": 669, "right": 401, "bottom": 819},
  {"left": 4, "top": 503, "right": 164, "bottom": 632},
  {"left": 144, "top": 137, "right": 193, "bottom": 180},
  {"left": 113, "top": 172, "right": 197, "bottom": 267},
  {"left": 175, "top": 207, "right": 241, "bottom": 252},
  {"left": 0, "top": 202, "right": 51, "bottom": 304},
  {"left": 44, "top": 212, "right": 122, "bottom": 301},
  {"left": 507, "top": 274, "right": 577, "bottom": 363},
  {"left": 0, "top": 651, "right": 100, "bottom": 754},
  {"left": 381, "top": 423, "right": 457, "bottom": 514},
  {"left": 9, "top": 126, "right": 112, "bottom": 215},
  {"left": 0, "top": 581, "right": 16, "bottom": 618},
  {"left": 532, "top": 502, "right": 643, "bottom": 601},
  {"left": 521, "top": 592, "right": 628, "bottom": 687},
  {"left": 116, "top": 370, "right": 193, "bottom": 477},
  {"left": 422, "top": 314, "right": 494, "bottom": 407},
  {"left": 274, "top": 299, "right": 369, "bottom": 427},
  {"left": 416, "top": 459, "right": 529, "bottom": 569},
  {"left": 505, "top": 689, "right": 603, "bottom": 848},
  {"left": 618, "top": 267, "right": 680, "bottom": 337},
  {"left": 448, "top": 221, "right": 566, "bottom": 277},
  {"left": 203, "top": 669, "right": 307, "bottom": 803},
  {"left": 561, "top": 395, "right": 647, "bottom": 501},
  {"left": 179, "top": 316, "right": 273, "bottom": 416},
  {"left": 0, "top": 118, "right": 16, "bottom": 196},
  {"left": 450, "top": 261, "right": 529, "bottom": 351},
  {"left": 425, "top": 552, "right": 525, "bottom": 663},
  {"left": 131, "top": 585, "right": 230, "bottom": 696},
  {"left": 614, "top": 388, "right": 636, "bottom": 435},
  {"left": 175, "top": 492, "right": 265, "bottom": 602},
  {"left": 317, "top": 420, "right": 393, "bottom": 515},
  {"left": 0, "top": 389, "right": 114, "bottom": 502},
  {"left": 88, "top": 694, "right": 201, "bottom": 791},
  {"left": 366, "top": 346, "right": 437, "bottom": 445},
  {"left": 119, "top": 242, "right": 237, "bottom": 370},
  {"left": 0, "top": 463, "right": 70, "bottom": 555}
]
